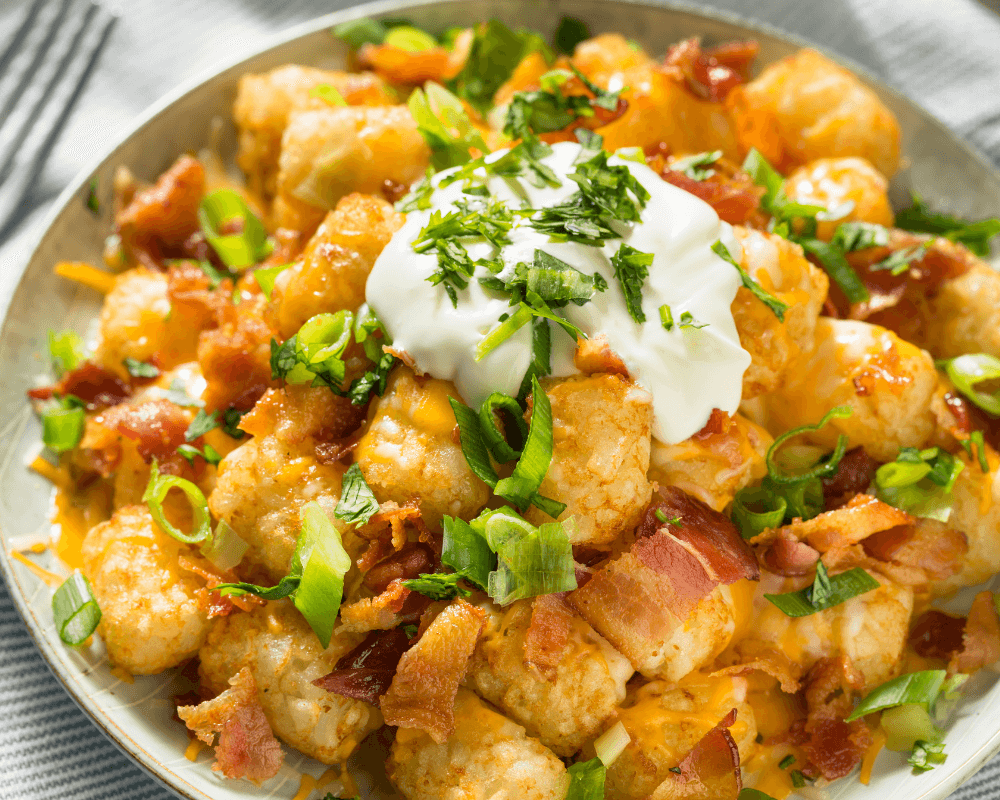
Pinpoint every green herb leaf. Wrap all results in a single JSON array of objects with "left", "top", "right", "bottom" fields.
[
  {"left": 221, "top": 407, "right": 247, "bottom": 439},
  {"left": 442, "top": 515, "right": 496, "bottom": 591},
  {"left": 960, "top": 430, "right": 990, "bottom": 473},
  {"left": 450, "top": 398, "right": 500, "bottom": 488},
  {"left": 764, "top": 566, "right": 880, "bottom": 617},
  {"left": 348, "top": 351, "right": 397, "bottom": 406},
  {"left": 610, "top": 244, "right": 652, "bottom": 323},
  {"left": 895, "top": 194, "right": 1000, "bottom": 257},
  {"left": 831, "top": 221, "right": 890, "bottom": 252},
  {"left": 85, "top": 178, "right": 99, "bottom": 214},
  {"left": 334, "top": 463, "right": 380, "bottom": 526},
  {"left": 123, "top": 357, "right": 160, "bottom": 379},
  {"left": 383, "top": 25, "right": 437, "bottom": 51},
  {"left": 395, "top": 168, "right": 435, "bottom": 213},
  {"left": 742, "top": 148, "right": 824, "bottom": 226},
  {"left": 659, "top": 304, "right": 674, "bottom": 331},
  {"left": 310, "top": 83, "right": 348, "bottom": 106},
  {"left": 254, "top": 263, "right": 290, "bottom": 300},
  {"left": 48, "top": 330, "right": 85, "bottom": 377},
  {"left": 177, "top": 443, "right": 222, "bottom": 467},
  {"left": 410, "top": 82, "right": 488, "bottom": 171},
  {"left": 185, "top": 409, "right": 220, "bottom": 442},
  {"left": 198, "top": 190, "right": 273, "bottom": 269},
  {"left": 678, "top": 311, "right": 708, "bottom": 330},
  {"left": 875, "top": 446, "right": 964, "bottom": 521},
  {"left": 796, "top": 237, "right": 870, "bottom": 304},
  {"left": 846, "top": 670, "right": 948, "bottom": 722},
  {"left": 870, "top": 243, "right": 928, "bottom": 276},
  {"left": 142, "top": 459, "right": 212, "bottom": 544},
  {"left": 554, "top": 16, "right": 589, "bottom": 54},
  {"left": 670, "top": 150, "right": 723, "bottom": 181},
  {"left": 332, "top": 17, "right": 387, "bottom": 49},
  {"left": 711, "top": 240, "right": 788, "bottom": 321},
  {"left": 52, "top": 571, "right": 101, "bottom": 646},
  {"left": 565, "top": 757, "right": 606, "bottom": 800},
  {"left": 517, "top": 317, "right": 552, "bottom": 402},
  {"left": 909, "top": 740, "right": 947, "bottom": 772},
  {"left": 765, "top": 405, "right": 853, "bottom": 484},
  {"left": 402, "top": 571, "right": 472, "bottom": 600}
]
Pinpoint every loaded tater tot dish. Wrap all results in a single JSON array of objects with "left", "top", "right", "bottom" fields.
[{"left": 23, "top": 14, "right": 1000, "bottom": 800}]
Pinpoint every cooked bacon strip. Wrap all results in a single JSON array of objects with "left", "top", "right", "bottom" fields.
[
  {"left": 357, "top": 500, "right": 427, "bottom": 550},
  {"left": 524, "top": 594, "right": 575, "bottom": 682},
  {"left": 177, "top": 668, "right": 283, "bottom": 784},
  {"left": 28, "top": 361, "right": 132, "bottom": 409},
  {"left": 358, "top": 32, "right": 470, "bottom": 85},
  {"left": 649, "top": 709, "right": 742, "bottom": 799},
  {"left": 339, "top": 579, "right": 430, "bottom": 633},
  {"left": 363, "top": 543, "right": 436, "bottom": 594},
  {"left": 764, "top": 494, "right": 913, "bottom": 553},
  {"left": 380, "top": 599, "right": 486, "bottom": 743},
  {"left": 177, "top": 555, "right": 262, "bottom": 615},
  {"left": 821, "top": 447, "right": 881, "bottom": 510},
  {"left": 799, "top": 656, "right": 871, "bottom": 781},
  {"left": 950, "top": 591, "right": 1000, "bottom": 674},
  {"left": 862, "top": 520, "right": 966, "bottom": 582},
  {"left": 910, "top": 610, "right": 966, "bottom": 661},
  {"left": 761, "top": 534, "right": 820, "bottom": 577},
  {"left": 116, "top": 154, "right": 205, "bottom": 250},
  {"left": 659, "top": 168, "right": 763, "bottom": 225},
  {"left": 713, "top": 642, "right": 803, "bottom": 694},
  {"left": 665, "top": 37, "right": 758, "bottom": 102},
  {"left": 313, "top": 627, "right": 412, "bottom": 706},
  {"left": 96, "top": 398, "right": 190, "bottom": 462}
]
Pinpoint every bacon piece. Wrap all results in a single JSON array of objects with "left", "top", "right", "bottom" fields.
[
  {"left": 761, "top": 534, "right": 820, "bottom": 577},
  {"left": 799, "top": 656, "right": 870, "bottom": 781},
  {"left": 821, "top": 447, "right": 881, "bottom": 510},
  {"left": 524, "top": 594, "right": 576, "bottom": 682},
  {"left": 659, "top": 168, "right": 763, "bottom": 225},
  {"left": 197, "top": 305, "right": 274, "bottom": 413},
  {"left": 116, "top": 155, "right": 206, "bottom": 250},
  {"left": 177, "top": 555, "right": 261, "bottom": 616},
  {"left": 910, "top": 610, "right": 966, "bottom": 661},
  {"left": 177, "top": 668, "right": 283, "bottom": 784},
  {"left": 713, "top": 642, "right": 803, "bottom": 693},
  {"left": 665, "top": 37, "right": 758, "bottom": 102},
  {"left": 649, "top": 709, "right": 742, "bottom": 799},
  {"left": 356, "top": 500, "right": 430, "bottom": 552},
  {"left": 96, "top": 399, "right": 190, "bottom": 463},
  {"left": 29, "top": 361, "right": 132, "bottom": 409},
  {"left": 950, "top": 591, "right": 1000, "bottom": 674},
  {"left": 765, "top": 494, "right": 913, "bottom": 553},
  {"left": 363, "top": 543, "right": 436, "bottom": 593},
  {"left": 313, "top": 627, "right": 412, "bottom": 706},
  {"left": 862, "top": 520, "right": 966, "bottom": 582},
  {"left": 380, "top": 599, "right": 486, "bottom": 743},
  {"left": 339, "top": 579, "right": 430, "bottom": 633},
  {"left": 692, "top": 408, "right": 730, "bottom": 440},
  {"left": 357, "top": 32, "right": 469, "bottom": 85}
]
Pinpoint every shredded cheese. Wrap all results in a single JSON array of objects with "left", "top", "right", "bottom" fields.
[
  {"left": 9, "top": 550, "right": 63, "bottom": 587},
  {"left": 859, "top": 728, "right": 887, "bottom": 785},
  {"left": 29, "top": 455, "right": 73, "bottom": 491},
  {"left": 184, "top": 738, "right": 205, "bottom": 761},
  {"left": 291, "top": 774, "right": 317, "bottom": 800},
  {"left": 54, "top": 261, "right": 116, "bottom": 294}
]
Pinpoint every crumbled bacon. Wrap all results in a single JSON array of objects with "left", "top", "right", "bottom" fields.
[
  {"left": 177, "top": 555, "right": 262, "bottom": 616},
  {"left": 692, "top": 408, "right": 731, "bottom": 440},
  {"left": 659, "top": 168, "right": 764, "bottom": 225},
  {"left": 821, "top": 447, "right": 882, "bottom": 510},
  {"left": 524, "top": 594, "right": 575, "bottom": 682},
  {"left": 574, "top": 334, "right": 631, "bottom": 378},
  {"left": 651, "top": 708, "right": 742, "bottom": 799},
  {"left": 761, "top": 534, "right": 820, "bottom": 577},
  {"left": 950, "top": 590, "right": 1000, "bottom": 674},
  {"left": 28, "top": 361, "right": 131, "bottom": 409},
  {"left": 763, "top": 494, "right": 913, "bottom": 553},
  {"left": 798, "top": 656, "right": 871, "bottom": 781},
  {"left": 339, "top": 579, "right": 430, "bottom": 633},
  {"left": 96, "top": 399, "right": 190, "bottom": 463},
  {"left": 356, "top": 500, "right": 430, "bottom": 552},
  {"left": 197, "top": 305, "right": 274, "bottom": 413},
  {"left": 380, "top": 599, "right": 486, "bottom": 743},
  {"left": 313, "top": 627, "right": 412, "bottom": 706},
  {"left": 862, "top": 520, "right": 966, "bottom": 583},
  {"left": 177, "top": 668, "right": 283, "bottom": 784},
  {"left": 357, "top": 35, "right": 468, "bottom": 85},
  {"left": 910, "top": 610, "right": 966, "bottom": 661},
  {"left": 364, "top": 543, "right": 436, "bottom": 594},
  {"left": 664, "top": 37, "right": 759, "bottom": 102},
  {"left": 713, "top": 642, "right": 803, "bottom": 694}
]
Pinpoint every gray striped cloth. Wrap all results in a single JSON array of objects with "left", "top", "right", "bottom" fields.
[{"left": 2, "top": 0, "right": 1000, "bottom": 797}]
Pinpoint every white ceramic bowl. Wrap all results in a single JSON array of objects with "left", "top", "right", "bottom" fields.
[{"left": 2, "top": 2, "right": 1000, "bottom": 799}]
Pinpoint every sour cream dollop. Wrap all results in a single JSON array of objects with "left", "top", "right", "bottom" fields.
[{"left": 366, "top": 142, "right": 751, "bottom": 443}]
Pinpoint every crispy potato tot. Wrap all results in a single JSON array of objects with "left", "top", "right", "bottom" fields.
[
  {"left": 234, "top": 65, "right": 395, "bottom": 198},
  {"left": 467, "top": 599, "right": 633, "bottom": 755},
  {"left": 922, "top": 261, "right": 1000, "bottom": 359},
  {"left": 727, "top": 48, "right": 901, "bottom": 176},
  {"left": 274, "top": 192, "right": 403, "bottom": 337},
  {"left": 730, "top": 227, "right": 829, "bottom": 399},
  {"left": 198, "top": 600, "right": 380, "bottom": 764},
  {"left": 759, "top": 318, "right": 938, "bottom": 461},
  {"left": 603, "top": 675, "right": 757, "bottom": 800},
  {"left": 387, "top": 688, "right": 569, "bottom": 800},
  {"left": 273, "top": 105, "right": 429, "bottom": 234},
  {"left": 355, "top": 367, "right": 490, "bottom": 529},
  {"left": 525, "top": 374, "right": 654, "bottom": 548},
  {"left": 785, "top": 157, "right": 894, "bottom": 240},
  {"left": 571, "top": 34, "right": 653, "bottom": 89},
  {"left": 81, "top": 505, "right": 209, "bottom": 675}
]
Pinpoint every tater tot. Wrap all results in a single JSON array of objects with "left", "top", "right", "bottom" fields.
[
  {"left": 759, "top": 318, "right": 938, "bottom": 461},
  {"left": 730, "top": 227, "right": 829, "bottom": 399},
  {"left": 603, "top": 675, "right": 757, "bottom": 800},
  {"left": 571, "top": 34, "right": 653, "bottom": 89},
  {"left": 727, "top": 48, "right": 901, "bottom": 176},
  {"left": 234, "top": 65, "right": 395, "bottom": 198},
  {"left": 784, "top": 157, "right": 894, "bottom": 240},
  {"left": 274, "top": 192, "right": 403, "bottom": 337},
  {"left": 467, "top": 600, "right": 633, "bottom": 755},
  {"left": 81, "top": 505, "right": 210, "bottom": 675},
  {"left": 273, "top": 105, "right": 429, "bottom": 233},
  {"left": 648, "top": 413, "right": 771, "bottom": 512},
  {"left": 387, "top": 689, "right": 569, "bottom": 800},
  {"left": 524, "top": 374, "right": 653, "bottom": 548},
  {"left": 355, "top": 367, "right": 490, "bottom": 529},
  {"left": 198, "top": 600, "right": 381, "bottom": 764},
  {"left": 922, "top": 261, "right": 1000, "bottom": 359}
]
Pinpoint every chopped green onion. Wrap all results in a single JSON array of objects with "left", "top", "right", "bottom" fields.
[
  {"left": 711, "top": 240, "right": 788, "bottom": 321},
  {"left": 488, "top": 518, "right": 577, "bottom": 604},
  {"left": 198, "top": 189, "right": 273, "bottom": 269},
  {"left": 554, "top": 16, "right": 589, "bottom": 54},
  {"left": 678, "top": 311, "right": 708, "bottom": 330},
  {"left": 254, "top": 263, "right": 290, "bottom": 300},
  {"left": 960, "top": 430, "right": 990, "bottom": 472},
  {"left": 895, "top": 194, "right": 1000, "bottom": 257},
  {"left": 796, "top": 237, "right": 870, "bottom": 304},
  {"left": 846, "top": 670, "right": 947, "bottom": 722},
  {"left": 409, "top": 82, "right": 488, "bottom": 171},
  {"left": 732, "top": 486, "right": 787, "bottom": 539},
  {"left": 566, "top": 758, "right": 606, "bottom": 800},
  {"left": 476, "top": 305, "right": 534, "bottom": 361},
  {"left": 334, "top": 463, "right": 380, "bottom": 526},
  {"left": 309, "top": 83, "right": 348, "bottom": 106},
  {"left": 271, "top": 311, "right": 354, "bottom": 389},
  {"left": 940, "top": 353, "right": 1000, "bottom": 416},
  {"left": 48, "top": 330, "right": 85, "bottom": 377},
  {"left": 441, "top": 515, "right": 496, "bottom": 591},
  {"left": 742, "top": 148, "right": 824, "bottom": 225},
  {"left": 185, "top": 409, "right": 220, "bottom": 442},
  {"left": 41, "top": 401, "right": 85, "bottom": 453},
  {"left": 909, "top": 740, "right": 947, "bottom": 772},
  {"left": 654, "top": 509, "right": 681, "bottom": 526},
  {"left": 52, "top": 571, "right": 101, "bottom": 646},
  {"left": 764, "top": 565, "right": 879, "bottom": 617},
  {"left": 790, "top": 770, "right": 809, "bottom": 788},
  {"left": 450, "top": 397, "right": 500, "bottom": 488},
  {"left": 870, "top": 243, "right": 928, "bottom": 276},
  {"left": 517, "top": 317, "right": 551, "bottom": 402},
  {"left": 123, "top": 357, "right": 159, "bottom": 379},
  {"left": 594, "top": 721, "right": 630, "bottom": 766},
  {"left": 383, "top": 25, "right": 437, "bottom": 51},
  {"left": 221, "top": 407, "right": 246, "bottom": 439},
  {"left": 177, "top": 443, "right": 221, "bottom": 467},
  {"left": 875, "top": 447, "right": 963, "bottom": 521},
  {"left": 610, "top": 243, "right": 652, "bottom": 323},
  {"left": 778, "top": 755, "right": 795, "bottom": 770},
  {"left": 402, "top": 571, "right": 471, "bottom": 600},
  {"left": 765, "top": 405, "right": 853, "bottom": 484},
  {"left": 671, "top": 150, "right": 723, "bottom": 181},
  {"left": 332, "top": 17, "right": 387, "bottom": 49},
  {"left": 659, "top": 304, "right": 674, "bottom": 331},
  {"left": 200, "top": 519, "right": 249, "bottom": 572},
  {"left": 142, "top": 459, "right": 211, "bottom": 544},
  {"left": 478, "top": 392, "right": 528, "bottom": 463},
  {"left": 881, "top": 703, "right": 943, "bottom": 752},
  {"left": 831, "top": 221, "right": 890, "bottom": 252}
]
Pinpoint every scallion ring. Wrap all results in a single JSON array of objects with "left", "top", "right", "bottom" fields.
[
  {"left": 478, "top": 392, "right": 528, "bottom": 464},
  {"left": 142, "top": 459, "right": 212, "bottom": 544},
  {"left": 765, "top": 405, "right": 853, "bottom": 484},
  {"left": 941, "top": 353, "right": 1000, "bottom": 416}
]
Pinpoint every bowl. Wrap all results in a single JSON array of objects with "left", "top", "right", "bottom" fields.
[{"left": 2, "top": 1, "right": 999, "bottom": 799}]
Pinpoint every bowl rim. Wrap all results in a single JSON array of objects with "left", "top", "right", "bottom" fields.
[{"left": 4, "top": 1, "right": 1000, "bottom": 799}]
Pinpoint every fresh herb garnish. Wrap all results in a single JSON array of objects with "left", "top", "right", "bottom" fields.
[
  {"left": 830, "top": 221, "right": 891, "bottom": 252},
  {"left": 870, "top": 242, "right": 928, "bottom": 276},
  {"left": 310, "top": 83, "right": 347, "bottom": 106},
  {"left": 670, "top": 150, "right": 723, "bottom": 181},
  {"left": 409, "top": 82, "right": 488, "bottom": 171},
  {"left": 48, "top": 330, "right": 85, "bottom": 377},
  {"left": 610, "top": 244, "right": 652, "bottom": 323},
  {"left": 960, "top": 430, "right": 990, "bottom": 473},
  {"left": 142, "top": 459, "right": 212, "bottom": 544},
  {"left": 334, "top": 463, "right": 380, "bottom": 526},
  {"left": 553, "top": 16, "right": 589, "bottom": 54},
  {"left": 895, "top": 194, "right": 1000, "bottom": 256},
  {"left": 395, "top": 168, "right": 435, "bottom": 213},
  {"left": 270, "top": 311, "right": 354, "bottom": 390},
  {"left": 85, "top": 179, "right": 99, "bottom": 214},
  {"left": 123, "top": 357, "right": 159, "bottom": 379},
  {"left": 874, "top": 446, "right": 964, "bottom": 522},
  {"left": 52, "top": 571, "right": 101, "bottom": 646},
  {"left": 254, "top": 263, "right": 290, "bottom": 300},
  {"left": 401, "top": 571, "right": 472, "bottom": 600},
  {"left": 198, "top": 189, "right": 273, "bottom": 269},
  {"left": 177, "top": 442, "right": 221, "bottom": 467},
  {"left": 711, "top": 240, "right": 788, "bottom": 322},
  {"left": 764, "top": 562, "right": 880, "bottom": 617}
]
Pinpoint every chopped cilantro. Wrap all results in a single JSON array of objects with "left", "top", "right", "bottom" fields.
[
  {"left": 610, "top": 244, "right": 652, "bottom": 323},
  {"left": 670, "top": 150, "right": 722, "bottom": 181},
  {"left": 401, "top": 571, "right": 472, "bottom": 600}
]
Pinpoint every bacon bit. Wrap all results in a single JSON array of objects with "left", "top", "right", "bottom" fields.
[
  {"left": 381, "top": 179, "right": 410, "bottom": 205},
  {"left": 761, "top": 534, "right": 820, "bottom": 577},
  {"left": 950, "top": 590, "right": 1000, "bottom": 674},
  {"left": 339, "top": 579, "right": 430, "bottom": 633},
  {"left": 356, "top": 500, "right": 428, "bottom": 551},
  {"left": 799, "top": 656, "right": 871, "bottom": 781},
  {"left": 664, "top": 37, "right": 758, "bottom": 102},
  {"left": 197, "top": 305, "right": 274, "bottom": 413},
  {"left": 766, "top": 494, "right": 913, "bottom": 553},
  {"left": 910, "top": 610, "right": 966, "bottom": 661},
  {"left": 651, "top": 709, "right": 742, "bottom": 799},
  {"left": 822, "top": 447, "right": 882, "bottom": 510},
  {"left": 96, "top": 399, "right": 190, "bottom": 463},
  {"left": 380, "top": 599, "right": 486, "bottom": 743},
  {"left": 177, "top": 668, "right": 283, "bottom": 784},
  {"left": 168, "top": 262, "right": 230, "bottom": 332},
  {"left": 313, "top": 627, "right": 412, "bottom": 706},
  {"left": 574, "top": 335, "right": 630, "bottom": 378},
  {"left": 713, "top": 643, "right": 802, "bottom": 693},
  {"left": 363, "top": 543, "right": 436, "bottom": 594},
  {"left": 659, "top": 167, "right": 764, "bottom": 225},
  {"left": 178, "top": 555, "right": 262, "bottom": 615},
  {"left": 862, "top": 520, "right": 966, "bottom": 582},
  {"left": 524, "top": 594, "right": 575, "bottom": 682},
  {"left": 692, "top": 408, "right": 732, "bottom": 441},
  {"left": 29, "top": 361, "right": 132, "bottom": 410},
  {"left": 115, "top": 155, "right": 206, "bottom": 250},
  {"left": 315, "top": 438, "right": 359, "bottom": 466}
]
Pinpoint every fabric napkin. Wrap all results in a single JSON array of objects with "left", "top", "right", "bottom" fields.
[{"left": 2, "top": 0, "right": 1000, "bottom": 798}]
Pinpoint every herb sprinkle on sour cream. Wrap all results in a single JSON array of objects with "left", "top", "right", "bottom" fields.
[{"left": 365, "top": 140, "right": 752, "bottom": 444}]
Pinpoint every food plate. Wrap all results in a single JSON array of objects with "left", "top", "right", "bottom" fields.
[{"left": 2, "top": 1, "right": 1000, "bottom": 799}]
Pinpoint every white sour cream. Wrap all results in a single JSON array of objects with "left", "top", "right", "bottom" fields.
[{"left": 365, "top": 142, "right": 750, "bottom": 443}]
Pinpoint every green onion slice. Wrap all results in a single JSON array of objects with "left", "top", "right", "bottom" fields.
[
  {"left": 402, "top": 571, "right": 471, "bottom": 600},
  {"left": 712, "top": 240, "right": 788, "bottom": 322},
  {"left": 489, "top": 520, "right": 577, "bottom": 605},
  {"left": 765, "top": 405, "right": 853, "bottom": 484},
  {"left": 909, "top": 740, "right": 947, "bottom": 772},
  {"left": 478, "top": 392, "right": 528, "bottom": 464},
  {"left": 476, "top": 305, "right": 534, "bottom": 361},
  {"left": 732, "top": 486, "right": 788, "bottom": 539},
  {"left": 142, "top": 459, "right": 211, "bottom": 544},
  {"left": 764, "top": 565, "right": 879, "bottom": 617},
  {"left": 441, "top": 515, "right": 496, "bottom": 591},
  {"left": 309, "top": 83, "right": 348, "bottom": 106},
  {"left": 52, "top": 571, "right": 101, "bottom": 646},
  {"left": 199, "top": 519, "right": 249, "bottom": 572},
  {"left": 42, "top": 402, "right": 85, "bottom": 454},
  {"left": 291, "top": 502, "right": 352, "bottom": 647},
  {"left": 565, "top": 757, "right": 606, "bottom": 800},
  {"left": 332, "top": 17, "right": 387, "bottom": 49},
  {"left": 383, "top": 25, "right": 437, "bottom": 51},
  {"left": 198, "top": 189, "right": 273, "bottom": 269},
  {"left": 940, "top": 353, "right": 1000, "bottom": 416},
  {"left": 451, "top": 397, "right": 500, "bottom": 488},
  {"left": 254, "top": 263, "right": 290, "bottom": 300},
  {"left": 48, "top": 330, "right": 85, "bottom": 377},
  {"left": 830, "top": 221, "right": 891, "bottom": 252},
  {"left": 334, "top": 463, "right": 381, "bottom": 526},
  {"left": 846, "top": 670, "right": 947, "bottom": 722},
  {"left": 796, "top": 237, "right": 870, "bottom": 305}
]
